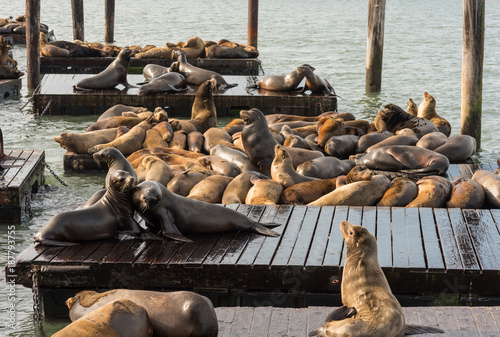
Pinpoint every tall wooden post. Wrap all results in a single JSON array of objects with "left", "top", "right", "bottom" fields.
[
  {"left": 105, "top": 0, "right": 115, "bottom": 43},
  {"left": 248, "top": 0, "right": 258, "bottom": 48},
  {"left": 71, "top": 0, "right": 84, "bottom": 41},
  {"left": 365, "top": 0, "right": 386, "bottom": 93},
  {"left": 26, "top": 0, "right": 40, "bottom": 91},
  {"left": 461, "top": 0, "right": 485, "bottom": 150}
]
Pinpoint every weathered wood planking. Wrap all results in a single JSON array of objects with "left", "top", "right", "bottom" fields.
[
  {"left": 0, "top": 149, "right": 45, "bottom": 222},
  {"left": 215, "top": 306, "right": 500, "bottom": 337},
  {"left": 32, "top": 74, "right": 337, "bottom": 116},
  {"left": 40, "top": 57, "right": 261, "bottom": 75},
  {"left": 0, "top": 78, "right": 22, "bottom": 99},
  {"left": 9, "top": 205, "right": 500, "bottom": 300}
]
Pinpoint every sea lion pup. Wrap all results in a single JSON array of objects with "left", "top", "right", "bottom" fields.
[
  {"left": 73, "top": 48, "right": 134, "bottom": 91},
  {"left": 406, "top": 175, "right": 452, "bottom": 208},
  {"left": 271, "top": 145, "right": 320, "bottom": 188},
  {"left": 187, "top": 175, "right": 234, "bottom": 203},
  {"left": 174, "top": 50, "right": 237, "bottom": 89},
  {"left": 97, "top": 104, "right": 147, "bottom": 121},
  {"left": 221, "top": 171, "right": 268, "bottom": 204},
  {"left": 376, "top": 103, "right": 438, "bottom": 138},
  {"left": 137, "top": 72, "right": 188, "bottom": 95},
  {"left": 54, "top": 299, "right": 153, "bottom": 337},
  {"left": 472, "top": 170, "right": 500, "bottom": 208},
  {"left": 415, "top": 131, "right": 448, "bottom": 151},
  {"left": 433, "top": 134, "right": 477, "bottom": 163},
  {"left": 0, "top": 66, "right": 24, "bottom": 79},
  {"left": 297, "top": 157, "right": 355, "bottom": 179},
  {"left": 245, "top": 177, "right": 284, "bottom": 205},
  {"left": 34, "top": 170, "right": 143, "bottom": 246},
  {"left": 296, "top": 64, "right": 336, "bottom": 95},
  {"left": 365, "top": 129, "right": 419, "bottom": 153},
  {"left": 377, "top": 177, "right": 418, "bottom": 207},
  {"left": 66, "top": 289, "right": 218, "bottom": 337},
  {"left": 355, "top": 145, "right": 449, "bottom": 175},
  {"left": 190, "top": 78, "right": 217, "bottom": 133},
  {"left": 407, "top": 97, "right": 418, "bottom": 116},
  {"left": 252, "top": 64, "right": 310, "bottom": 91},
  {"left": 310, "top": 221, "right": 445, "bottom": 337},
  {"left": 417, "top": 91, "right": 452, "bottom": 137},
  {"left": 132, "top": 180, "right": 280, "bottom": 242},
  {"left": 446, "top": 177, "right": 485, "bottom": 209}
]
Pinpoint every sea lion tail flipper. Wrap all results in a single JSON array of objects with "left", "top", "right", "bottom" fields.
[
  {"left": 35, "top": 238, "right": 80, "bottom": 247},
  {"left": 324, "top": 306, "right": 357, "bottom": 322},
  {"left": 136, "top": 80, "right": 150, "bottom": 85},
  {"left": 246, "top": 84, "right": 258, "bottom": 89},
  {"left": 163, "top": 232, "right": 193, "bottom": 243},
  {"left": 253, "top": 224, "right": 280, "bottom": 237},
  {"left": 404, "top": 324, "right": 445, "bottom": 335},
  {"left": 260, "top": 222, "right": 281, "bottom": 229}
]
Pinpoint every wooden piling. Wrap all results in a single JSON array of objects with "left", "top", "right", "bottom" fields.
[
  {"left": 105, "top": 0, "right": 115, "bottom": 43},
  {"left": 25, "top": 0, "right": 40, "bottom": 91},
  {"left": 461, "top": 0, "right": 485, "bottom": 150},
  {"left": 365, "top": 0, "right": 386, "bottom": 93},
  {"left": 71, "top": 0, "right": 84, "bottom": 41},
  {"left": 248, "top": 0, "right": 258, "bottom": 49}
]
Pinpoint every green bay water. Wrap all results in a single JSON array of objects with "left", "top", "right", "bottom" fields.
[{"left": 1, "top": 0, "right": 500, "bottom": 335}]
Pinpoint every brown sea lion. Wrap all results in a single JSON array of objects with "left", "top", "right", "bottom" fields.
[
  {"left": 271, "top": 145, "right": 319, "bottom": 188},
  {"left": 205, "top": 40, "right": 258, "bottom": 59},
  {"left": 66, "top": 289, "right": 218, "bottom": 337},
  {"left": 446, "top": 177, "right": 485, "bottom": 209},
  {"left": 97, "top": 104, "right": 147, "bottom": 121},
  {"left": 355, "top": 131, "right": 392, "bottom": 153},
  {"left": 203, "top": 127, "right": 238, "bottom": 152},
  {"left": 296, "top": 64, "right": 335, "bottom": 95},
  {"left": 166, "top": 170, "right": 210, "bottom": 196},
  {"left": 74, "top": 48, "right": 134, "bottom": 91},
  {"left": 415, "top": 131, "right": 448, "bottom": 150},
  {"left": 196, "top": 155, "right": 240, "bottom": 178},
  {"left": 88, "top": 120, "right": 153, "bottom": 155},
  {"left": 376, "top": 103, "right": 438, "bottom": 138},
  {"left": 128, "top": 147, "right": 203, "bottom": 168},
  {"left": 245, "top": 177, "right": 284, "bottom": 205},
  {"left": 187, "top": 175, "right": 233, "bottom": 203},
  {"left": 280, "top": 178, "right": 337, "bottom": 205},
  {"left": 284, "top": 146, "right": 325, "bottom": 169},
  {"left": 310, "top": 221, "right": 444, "bottom": 336},
  {"left": 221, "top": 171, "right": 267, "bottom": 204},
  {"left": 141, "top": 64, "right": 171, "bottom": 82},
  {"left": 316, "top": 117, "right": 343, "bottom": 147},
  {"left": 377, "top": 177, "right": 418, "bottom": 207},
  {"left": 324, "top": 135, "right": 359, "bottom": 158},
  {"left": 142, "top": 155, "right": 173, "bottom": 186},
  {"left": 407, "top": 98, "right": 418, "bottom": 116},
  {"left": 406, "top": 175, "right": 452, "bottom": 208},
  {"left": 296, "top": 157, "right": 355, "bottom": 179},
  {"left": 417, "top": 91, "right": 452, "bottom": 137},
  {"left": 86, "top": 115, "right": 144, "bottom": 132},
  {"left": 471, "top": 170, "right": 500, "bottom": 208},
  {"left": 281, "top": 125, "right": 309, "bottom": 149},
  {"left": 54, "top": 299, "right": 152, "bottom": 337},
  {"left": 433, "top": 135, "right": 476, "bottom": 163},
  {"left": 168, "top": 130, "right": 188, "bottom": 150},
  {"left": 254, "top": 65, "right": 308, "bottom": 91},
  {"left": 137, "top": 72, "right": 187, "bottom": 95},
  {"left": 152, "top": 121, "right": 174, "bottom": 142},
  {"left": 134, "top": 46, "right": 175, "bottom": 59},
  {"left": 170, "top": 119, "right": 197, "bottom": 134},
  {"left": 53, "top": 127, "right": 121, "bottom": 154},
  {"left": 365, "top": 132, "right": 419, "bottom": 153},
  {"left": 223, "top": 118, "right": 245, "bottom": 135},
  {"left": 142, "top": 129, "right": 169, "bottom": 149},
  {"left": 345, "top": 165, "right": 373, "bottom": 184},
  {"left": 187, "top": 131, "right": 204, "bottom": 153},
  {"left": 210, "top": 144, "right": 259, "bottom": 172},
  {"left": 0, "top": 66, "right": 23, "bottom": 79},
  {"left": 190, "top": 78, "right": 217, "bottom": 133},
  {"left": 39, "top": 32, "right": 69, "bottom": 57},
  {"left": 132, "top": 180, "right": 280, "bottom": 241},
  {"left": 171, "top": 36, "right": 205, "bottom": 58}
]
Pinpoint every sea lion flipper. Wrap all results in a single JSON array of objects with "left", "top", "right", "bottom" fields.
[
  {"left": 404, "top": 324, "right": 445, "bottom": 335},
  {"left": 35, "top": 239, "right": 80, "bottom": 247},
  {"left": 252, "top": 224, "right": 280, "bottom": 237},
  {"left": 260, "top": 222, "right": 281, "bottom": 229},
  {"left": 159, "top": 209, "right": 192, "bottom": 242},
  {"left": 386, "top": 147, "right": 423, "bottom": 169},
  {"left": 324, "top": 306, "right": 357, "bottom": 322},
  {"left": 163, "top": 232, "right": 193, "bottom": 243}
]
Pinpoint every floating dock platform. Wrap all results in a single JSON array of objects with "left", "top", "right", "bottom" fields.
[
  {"left": 0, "top": 78, "right": 21, "bottom": 99},
  {"left": 32, "top": 74, "right": 337, "bottom": 117},
  {"left": 40, "top": 57, "right": 261, "bottom": 76},
  {"left": 0, "top": 149, "right": 45, "bottom": 222}
]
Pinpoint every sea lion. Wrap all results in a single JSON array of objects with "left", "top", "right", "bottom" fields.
[
  {"left": 152, "top": 121, "right": 174, "bottom": 142},
  {"left": 355, "top": 145, "right": 449, "bottom": 174},
  {"left": 365, "top": 132, "right": 419, "bottom": 153},
  {"left": 296, "top": 64, "right": 335, "bottom": 95},
  {"left": 310, "top": 221, "right": 445, "bottom": 337},
  {"left": 171, "top": 36, "right": 205, "bottom": 59},
  {"left": 245, "top": 177, "right": 284, "bottom": 205},
  {"left": 284, "top": 146, "right": 325, "bottom": 168},
  {"left": 142, "top": 129, "right": 169, "bottom": 149},
  {"left": 166, "top": 170, "right": 210, "bottom": 197},
  {"left": 143, "top": 155, "right": 173, "bottom": 186},
  {"left": 86, "top": 115, "right": 144, "bottom": 132},
  {"left": 376, "top": 103, "right": 438, "bottom": 138},
  {"left": 446, "top": 177, "right": 485, "bottom": 209},
  {"left": 280, "top": 178, "right": 337, "bottom": 205},
  {"left": 187, "top": 131, "right": 204, "bottom": 153},
  {"left": 97, "top": 104, "right": 147, "bottom": 121},
  {"left": 345, "top": 165, "right": 373, "bottom": 184},
  {"left": 203, "top": 127, "right": 237, "bottom": 152},
  {"left": 34, "top": 170, "right": 142, "bottom": 246},
  {"left": 132, "top": 180, "right": 280, "bottom": 241},
  {"left": 407, "top": 98, "right": 418, "bottom": 116},
  {"left": 281, "top": 125, "right": 308, "bottom": 149},
  {"left": 54, "top": 299, "right": 152, "bottom": 337},
  {"left": 74, "top": 48, "right": 134, "bottom": 91},
  {"left": 415, "top": 132, "right": 448, "bottom": 150},
  {"left": 39, "top": 32, "right": 70, "bottom": 57},
  {"left": 53, "top": 127, "right": 122, "bottom": 154},
  {"left": 0, "top": 66, "right": 23, "bottom": 79},
  {"left": 174, "top": 50, "right": 237, "bottom": 89},
  {"left": 433, "top": 135, "right": 477, "bottom": 163},
  {"left": 377, "top": 177, "right": 418, "bottom": 207},
  {"left": 210, "top": 144, "right": 259, "bottom": 172},
  {"left": 168, "top": 130, "right": 188, "bottom": 150},
  {"left": 223, "top": 118, "right": 245, "bottom": 135},
  {"left": 205, "top": 40, "right": 258, "bottom": 59},
  {"left": 170, "top": 119, "right": 198, "bottom": 134},
  {"left": 221, "top": 171, "right": 267, "bottom": 204},
  {"left": 296, "top": 157, "right": 355, "bottom": 179},
  {"left": 355, "top": 131, "right": 392, "bottom": 153},
  {"left": 141, "top": 63, "right": 172, "bottom": 82},
  {"left": 417, "top": 91, "right": 452, "bottom": 137},
  {"left": 88, "top": 120, "right": 153, "bottom": 155},
  {"left": 271, "top": 145, "right": 319, "bottom": 188},
  {"left": 128, "top": 147, "right": 203, "bottom": 168},
  {"left": 190, "top": 78, "right": 217, "bottom": 133},
  {"left": 196, "top": 156, "right": 240, "bottom": 177},
  {"left": 316, "top": 117, "right": 344, "bottom": 147},
  {"left": 134, "top": 46, "right": 175, "bottom": 59},
  {"left": 254, "top": 65, "right": 308, "bottom": 91},
  {"left": 187, "top": 175, "right": 233, "bottom": 203},
  {"left": 471, "top": 170, "right": 500, "bottom": 208},
  {"left": 137, "top": 72, "right": 187, "bottom": 95},
  {"left": 308, "top": 175, "right": 390, "bottom": 206},
  {"left": 324, "top": 135, "right": 359, "bottom": 158},
  {"left": 406, "top": 175, "right": 452, "bottom": 208},
  {"left": 240, "top": 108, "right": 279, "bottom": 175},
  {"left": 66, "top": 289, "right": 218, "bottom": 337}
]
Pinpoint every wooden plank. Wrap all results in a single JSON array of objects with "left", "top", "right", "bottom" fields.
[
  {"left": 216, "top": 307, "right": 237, "bottom": 337},
  {"left": 115, "top": 239, "right": 150, "bottom": 264},
  {"left": 163, "top": 238, "right": 200, "bottom": 266},
  {"left": 66, "top": 240, "right": 107, "bottom": 263},
  {"left": 322, "top": 206, "right": 348, "bottom": 267},
  {"left": 248, "top": 306, "right": 272, "bottom": 336},
  {"left": 288, "top": 206, "right": 321, "bottom": 266},
  {"left": 404, "top": 207, "right": 426, "bottom": 270},
  {"left": 32, "top": 246, "right": 65, "bottom": 264},
  {"left": 391, "top": 207, "right": 409, "bottom": 270},
  {"left": 82, "top": 239, "right": 119, "bottom": 264},
  {"left": 447, "top": 164, "right": 462, "bottom": 181},
  {"left": 414, "top": 307, "right": 442, "bottom": 334},
  {"left": 100, "top": 239, "right": 137, "bottom": 264},
  {"left": 418, "top": 208, "right": 445, "bottom": 271},
  {"left": 13, "top": 243, "right": 50, "bottom": 264},
  {"left": 453, "top": 307, "right": 481, "bottom": 337},
  {"left": 402, "top": 307, "right": 421, "bottom": 326},
  {"left": 133, "top": 239, "right": 164, "bottom": 264},
  {"left": 305, "top": 207, "right": 335, "bottom": 268},
  {"left": 1, "top": 150, "right": 32, "bottom": 187},
  {"left": 434, "top": 306, "right": 460, "bottom": 336},
  {"left": 433, "top": 208, "right": 464, "bottom": 271},
  {"left": 447, "top": 208, "right": 480, "bottom": 271},
  {"left": 471, "top": 307, "right": 500, "bottom": 336},
  {"left": 307, "top": 307, "right": 327, "bottom": 335},
  {"left": 228, "top": 307, "right": 254, "bottom": 337},
  {"left": 271, "top": 205, "right": 308, "bottom": 267},
  {"left": 287, "top": 308, "right": 308, "bottom": 337},
  {"left": 267, "top": 307, "right": 291, "bottom": 337},
  {"left": 340, "top": 206, "right": 364, "bottom": 267},
  {"left": 376, "top": 207, "right": 392, "bottom": 269},
  {"left": 476, "top": 210, "right": 500, "bottom": 270},
  {"left": 362, "top": 206, "right": 377, "bottom": 236}
]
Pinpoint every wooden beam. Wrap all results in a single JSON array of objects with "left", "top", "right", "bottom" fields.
[
  {"left": 461, "top": 0, "right": 485, "bottom": 150},
  {"left": 105, "top": 0, "right": 115, "bottom": 43},
  {"left": 71, "top": 0, "right": 84, "bottom": 41},
  {"left": 365, "top": 0, "right": 386, "bottom": 93},
  {"left": 248, "top": 0, "right": 258, "bottom": 48},
  {"left": 25, "top": 0, "right": 40, "bottom": 91}
]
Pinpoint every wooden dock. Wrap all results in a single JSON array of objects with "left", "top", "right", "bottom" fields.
[
  {"left": 8, "top": 202, "right": 500, "bottom": 315},
  {"left": 32, "top": 74, "right": 337, "bottom": 117},
  {"left": 0, "top": 150, "right": 45, "bottom": 222},
  {"left": 0, "top": 78, "right": 21, "bottom": 99},
  {"left": 40, "top": 57, "right": 261, "bottom": 75},
  {"left": 215, "top": 306, "right": 500, "bottom": 337}
]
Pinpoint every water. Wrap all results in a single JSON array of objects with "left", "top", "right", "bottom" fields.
[{"left": 1, "top": 0, "right": 500, "bottom": 335}]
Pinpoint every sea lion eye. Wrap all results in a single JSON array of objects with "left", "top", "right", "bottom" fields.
[{"left": 349, "top": 231, "right": 354, "bottom": 236}]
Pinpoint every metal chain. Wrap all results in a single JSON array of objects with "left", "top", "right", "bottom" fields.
[
  {"left": 23, "top": 191, "right": 33, "bottom": 218},
  {"left": 258, "top": 60, "right": 265, "bottom": 75},
  {"left": 31, "top": 266, "right": 43, "bottom": 327},
  {"left": 39, "top": 100, "right": 52, "bottom": 117},
  {"left": 44, "top": 162, "right": 68, "bottom": 186}
]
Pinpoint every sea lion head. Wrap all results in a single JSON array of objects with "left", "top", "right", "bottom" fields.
[
  {"left": 378, "top": 103, "right": 412, "bottom": 130},
  {"left": 273, "top": 144, "right": 291, "bottom": 165},
  {"left": 174, "top": 49, "right": 186, "bottom": 61},
  {"left": 39, "top": 32, "right": 48, "bottom": 44},
  {"left": 423, "top": 91, "right": 435, "bottom": 105},
  {"left": 199, "top": 78, "right": 217, "bottom": 96},
  {"left": 132, "top": 180, "right": 163, "bottom": 213},
  {"left": 118, "top": 47, "right": 134, "bottom": 59},
  {"left": 169, "top": 61, "right": 180, "bottom": 72},
  {"left": 110, "top": 170, "right": 136, "bottom": 192},
  {"left": 92, "top": 147, "right": 122, "bottom": 167},
  {"left": 298, "top": 63, "right": 315, "bottom": 72},
  {"left": 151, "top": 107, "right": 169, "bottom": 123},
  {"left": 345, "top": 165, "right": 373, "bottom": 184},
  {"left": 407, "top": 98, "right": 418, "bottom": 116},
  {"left": 341, "top": 220, "right": 377, "bottom": 257},
  {"left": 240, "top": 108, "right": 265, "bottom": 126}
]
